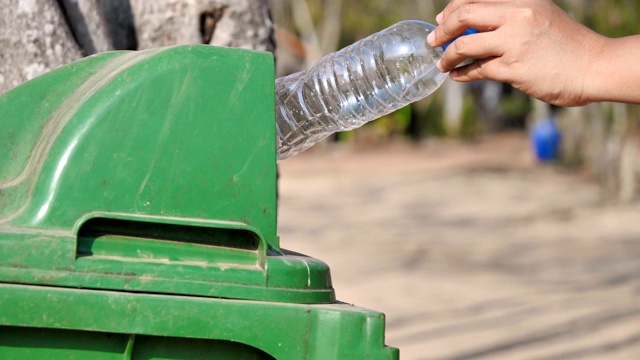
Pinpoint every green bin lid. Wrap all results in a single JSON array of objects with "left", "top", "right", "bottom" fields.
[{"left": 0, "top": 45, "right": 334, "bottom": 304}]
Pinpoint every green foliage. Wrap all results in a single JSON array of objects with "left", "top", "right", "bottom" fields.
[
  {"left": 277, "top": 1, "right": 640, "bottom": 145},
  {"left": 501, "top": 89, "right": 532, "bottom": 128},
  {"left": 459, "top": 94, "right": 479, "bottom": 139},
  {"left": 338, "top": 0, "right": 448, "bottom": 48},
  {"left": 411, "top": 95, "right": 447, "bottom": 139},
  {"left": 559, "top": 0, "right": 640, "bottom": 37},
  {"left": 343, "top": 105, "right": 412, "bottom": 143},
  {"left": 368, "top": 104, "right": 412, "bottom": 136},
  {"left": 423, "top": 106, "right": 447, "bottom": 138}
]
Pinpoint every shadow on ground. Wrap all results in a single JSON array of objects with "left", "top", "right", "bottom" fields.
[{"left": 278, "top": 133, "right": 640, "bottom": 360}]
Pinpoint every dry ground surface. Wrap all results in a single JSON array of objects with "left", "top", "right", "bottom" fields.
[{"left": 277, "top": 132, "right": 640, "bottom": 360}]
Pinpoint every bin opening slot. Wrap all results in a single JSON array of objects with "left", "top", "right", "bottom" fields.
[{"left": 77, "top": 218, "right": 260, "bottom": 259}]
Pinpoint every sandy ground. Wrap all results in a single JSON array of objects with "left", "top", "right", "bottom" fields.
[{"left": 277, "top": 133, "right": 640, "bottom": 360}]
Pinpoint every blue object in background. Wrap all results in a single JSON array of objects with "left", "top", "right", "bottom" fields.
[{"left": 531, "top": 115, "right": 561, "bottom": 162}]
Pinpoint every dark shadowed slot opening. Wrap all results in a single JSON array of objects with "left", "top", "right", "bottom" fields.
[
  {"left": 0, "top": 326, "right": 276, "bottom": 359},
  {"left": 77, "top": 218, "right": 260, "bottom": 258}
]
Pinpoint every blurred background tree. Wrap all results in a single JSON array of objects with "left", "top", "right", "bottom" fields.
[
  {"left": 270, "top": 0, "right": 640, "bottom": 203},
  {"left": 558, "top": 0, "right": 640, "bottom": 203}
]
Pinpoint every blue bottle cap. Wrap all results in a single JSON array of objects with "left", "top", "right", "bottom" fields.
[{"left": 442, "top": 28, "right": 479, "bottom": 51}]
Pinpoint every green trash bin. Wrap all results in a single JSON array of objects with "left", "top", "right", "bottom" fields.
[{"left": 0, "top": 45, "right": 399, "bottom": 359}]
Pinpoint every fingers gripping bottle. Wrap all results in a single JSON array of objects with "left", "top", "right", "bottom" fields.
[{"left": 275, "top": 20, "right": 468, "bottom": 160}]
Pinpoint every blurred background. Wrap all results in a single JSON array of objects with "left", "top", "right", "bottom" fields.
[{"left": 2, "top": 0, "right": 640, "bottom": 358}]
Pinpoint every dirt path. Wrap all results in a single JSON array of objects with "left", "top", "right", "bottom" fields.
[{"left": 277, "top": 133, "right": 640, "bottom": 360}]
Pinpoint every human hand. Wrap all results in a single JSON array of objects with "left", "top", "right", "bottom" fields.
[{"left": 426, "top": 0, "right": 608, "bottom": 106}]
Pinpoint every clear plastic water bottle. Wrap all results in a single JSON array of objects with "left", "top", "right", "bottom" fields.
[{"left": 275, "top": 20, "right": 462, "bottom": 160}]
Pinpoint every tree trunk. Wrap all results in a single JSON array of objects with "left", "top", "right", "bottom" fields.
[
  {"left": 443, "top": 78, "right": 465, "bottom": 136},
  {"left": 1, "top": 0, "right": 275, "bottom": 95},
  {"left": 130, "top": 0, "right": 275, "bottom": 53},
  {"left": 612, "top": 103, "right": 637, "bottom": 203},
  {"left": 58, "top": 0, "right": 114, "bottom": 55},
  {"left": 0, "top": 0, "right": 83, "bottom": 94},
  {"left": 557, "top": 105, "right": 587, "bottom": 167},
  {"left": 618, "top": 114, "right": 637, "bottom": 203},
  {"left": 585, "top": 103, "right": 638, "bottom": 204}
]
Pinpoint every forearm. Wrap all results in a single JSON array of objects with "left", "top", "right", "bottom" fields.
[
  {"left": 429, "top": 0, "right": 640, "bottom": 106},
  {"left": 586, "top": 35, "right": 640, "bottom": 104}
]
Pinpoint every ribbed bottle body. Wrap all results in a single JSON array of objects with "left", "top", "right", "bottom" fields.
[{"left": 276, "top": 20, "right": 447, "bottom": 160}]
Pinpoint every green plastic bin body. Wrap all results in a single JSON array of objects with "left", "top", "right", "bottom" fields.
[{"left": 0, "top": 45, "right": 399, "bottom": 359}]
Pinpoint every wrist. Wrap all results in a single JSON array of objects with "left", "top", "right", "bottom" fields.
[
  {"left": 584, "top": 35, "right": 640, "bottom": 104},
  {"left": 580, "top": 34, "right": 611, "bottom": 104}
]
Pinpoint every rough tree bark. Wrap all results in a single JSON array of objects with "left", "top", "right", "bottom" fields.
[
  {"left": 1, "top": 0, "right": 275, "bottom": 95},
  {"left": 58, "top": 0, "right": 113, "bottom": 55},
  {"left": 130, "top": 0, "right": 275, "bottom": 53},
  {"left": 0, "top": 0, "right": 83, "bottom": 94}
]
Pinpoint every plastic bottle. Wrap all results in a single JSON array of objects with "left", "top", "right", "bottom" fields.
[{"left": 275, "top": 20, "right": 473, "bottom": 160}]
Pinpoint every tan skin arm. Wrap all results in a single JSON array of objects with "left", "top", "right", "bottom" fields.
[{"left": 426, "top": 0, "right": 640, "bottom": 106}]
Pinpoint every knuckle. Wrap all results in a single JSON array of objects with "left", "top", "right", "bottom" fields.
[
  {"left": 457, "top": 4, "right": 473, "bottom": 24},
  {"left": 476, "top": 66, "right": 485, "bottom": 79},
  {"left": 454, "top": 36, "right": 470, "bottom": 55},
  {"left": 504, "top": 57, "right": 525, "bottom": 73},
  {"left": 443, "top": 0, "right": 468, "bottom": 19},
  {"left": 438, "top": 23, "right": 455, "bottom": 41},
  {"left": 473, "top": 60, "right": 501, "bottom": 83},
  {"left": 515, "top": 7, "right": 536, "bottom": 23},
  {"left": 493, "top": 61, "right": 516, "bottom": 83},
  {"left": 439, "top": 57, "right": 451, "bottom": 70},
  {"left": 445, "top": 0, "right": 462, "bottom": 12},
  {"left": 439, "top": 26, "right": 452, "bottom": 39},
  {"left": 440, "top": 56, "right": 455, "bottom": 73}
]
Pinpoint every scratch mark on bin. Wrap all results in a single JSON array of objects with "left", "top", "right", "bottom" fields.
[
  {"left": 227, "top": 60, "right": 253, "bottom": 111},
  {"left": 0, "top": 48, "right": 166, "bottom": 223}
]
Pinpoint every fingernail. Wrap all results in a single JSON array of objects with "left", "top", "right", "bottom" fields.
[
  {"left": 436, "top": 59, "right": 442, "bottom": 72},
  {"left": 436, "top": 12, "right": 444, "bottom": 24},
  {"left": 427, "top": 31, "right": 435, "bottom": 46}
]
